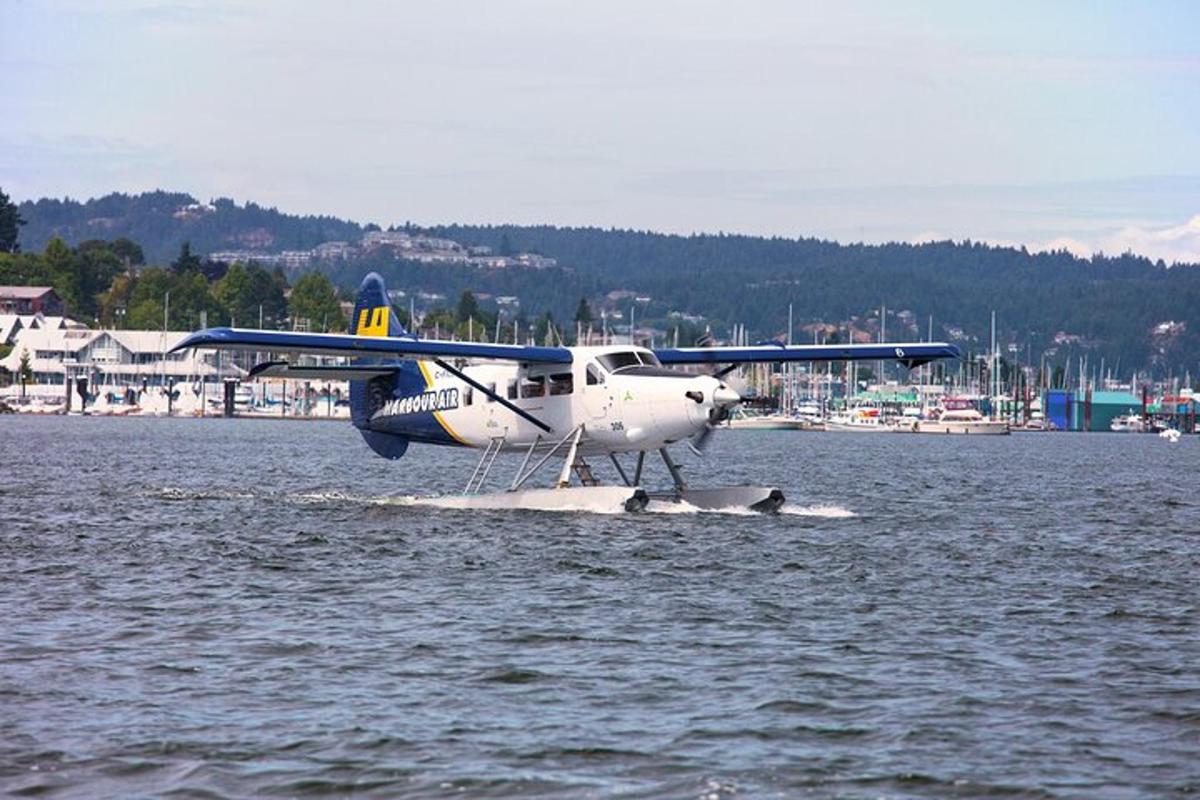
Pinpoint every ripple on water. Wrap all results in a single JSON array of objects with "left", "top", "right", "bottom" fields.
[{"left": 2, "top": 417, "right": 1199, "bottom": 798}]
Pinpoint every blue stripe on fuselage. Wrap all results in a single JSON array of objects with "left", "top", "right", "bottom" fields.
[{"left": 371, "top": 409, "right": 462, "bottom": 445}]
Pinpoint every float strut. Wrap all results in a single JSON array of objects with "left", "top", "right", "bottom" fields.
[
  {"left": 557, "top": 426, "right": 585, "bottom": 488},
  {"left": 659, "top": 448, "right": 687, "bottom": 492},
  {"left": 610, "top": 454, "right": 632, "bottom": 487}
]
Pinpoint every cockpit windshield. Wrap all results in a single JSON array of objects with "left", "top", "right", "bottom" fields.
[{"left": 597, "top": 350, "right": 662, "bottom": 373}]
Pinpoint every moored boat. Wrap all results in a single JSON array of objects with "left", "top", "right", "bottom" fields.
[
  {"left": 913, "top": 398, "right": 1009, "bottom": 435},
  {"left": 1109, "top": 413, "right": 1146, "bottom": 433}
]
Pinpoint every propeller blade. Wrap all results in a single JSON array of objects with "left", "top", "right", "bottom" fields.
[{"left": 688, "top": 425, "right": 714, "bottom": 456}]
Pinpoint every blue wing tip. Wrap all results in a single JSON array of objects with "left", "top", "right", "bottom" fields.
[{"left": 170, "top": 327, "right": 233, "bottom": 353}]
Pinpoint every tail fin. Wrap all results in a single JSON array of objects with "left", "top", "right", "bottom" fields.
[
  {"left": 348, "top": 272, "right": 417, "bottom": 459},
  {"left": 350, "top": 272, "right": 409, "bottom": 338}
]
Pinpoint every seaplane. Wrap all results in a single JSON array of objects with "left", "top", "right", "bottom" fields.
[{"left": 173, "top": 273, "right": 960, "bottom": 513}]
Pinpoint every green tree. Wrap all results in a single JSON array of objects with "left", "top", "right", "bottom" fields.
[
  {"left": 288, "top": 271, "right": 346, "bottom": 331},
  {"left": 535, "top": 312, "right": 558, "bottom": 345},
  {"left": 213, "top": 263, "right": 287, "bottom": 328},
  {"left": 109, "top": 237, "right": 145, "bottom": 266},
  {"left": 43, "top": 238, "right": 81, "bottom": 315},
  {"left": 421, "top": 308, "right": 457, "bottom": 337},
  {"left": 0, "top": 187, "right": 24, "bottom": 253},
  {"left": 574, "top": 297, "right": 593, "bottom": 324},
  {"left": 73, "top": 240, "right": 124, "bottom": 321},
  {"left": 126, "top": 268, "right": 224, "bottom": 330},
  {"left": 498, "top": 233, "right": 514, "bottom": 257},
  {"left": 18, "top": 348, "right": 32, "bottom": 399},
  {"left": 456, "top": 290, "right": 479, "bottom": 324},
  {"left": 0, "top": 251, "right": 48, "bottom": 287},
  {"left": 212, "top": 263, "right": 253, "bottom": 326},
  {"left": 99, "top": 271, "right": 137, "bottom": 328},
  {"left": 171, "top": 241, "right": 202, "bottom": 274}
]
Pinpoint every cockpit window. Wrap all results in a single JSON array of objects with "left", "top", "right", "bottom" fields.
[{"left": 598, "top": 352, "right": 640, "bottom": 372}]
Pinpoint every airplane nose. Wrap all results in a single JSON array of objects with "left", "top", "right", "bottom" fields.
[{"left": 713, "top": 386, "right": 741, "bottom": 408}]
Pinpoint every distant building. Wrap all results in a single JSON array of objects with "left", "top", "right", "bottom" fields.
[
  {"left": 0, "top": 327, "right": 229, "bottom": 397},
  {"left": 0, "top": 287, "right": 64, "bottom": 316},
  {"left": 278, "top": 251, "right": 314, "bottom": 269},
  {"left": 515, "top": 253, "right": 557, "bottom": 269},
  {"left": 235, "top": 228, "right": 276, "bottom": 249},
  {"left": 473, "top": 256, "right": 513, "bottom": 268},
  {"left": 207, "top": 250, "right": 313, "bottom": 269},
  {"left": 313, "top": 241, "right": 356, "bottom": 260},
  {"left": 0, "top": 313, "right": 86, "bottom": 345},
  {"left": 172, "top": 202, "right": 216, "bottom": 220},
  {"left": 413, "top": 236, "right": 462, "bottom": 252},
  {"left": 209, "top": 250, "right": 266, "bottom": 264},
  {"left": 361, "top": 231, "right": 414, "bottom": 250}
]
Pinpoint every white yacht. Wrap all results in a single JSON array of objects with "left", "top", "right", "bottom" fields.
[
  {"left": 726, "top": 408, "right": 808, "bottom": 430},
  {"left": 1109, "top": 413, "right": 1146, "bottom": 433},
  {"left": 913, "top": 399, "right": 1009, "bottom": 435},
  {"left": 825, "top": 406, "right": 906, "bottom": 433}
]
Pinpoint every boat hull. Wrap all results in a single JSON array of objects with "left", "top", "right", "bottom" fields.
[
  {"left": 913, "top": 420, "right": 1010, "bottom": 435},
  {"left": 824, "top": 420, "right": 906, "bottom": 433}
]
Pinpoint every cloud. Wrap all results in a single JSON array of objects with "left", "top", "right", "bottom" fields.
[
  {"left": 1031, "top": 236, "right": 1094, "bottom": 259},
  {"left": 1096, "top": 215, "right": 1200, "bottom": 265},
  {"left": 911, "top": 215, "right": 1200, "bottom": 266}
]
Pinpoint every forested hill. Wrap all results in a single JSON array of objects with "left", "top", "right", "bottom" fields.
[
  {"left": 13, "top": 191, "right": 1200, "bottom": 374},
  {"left": 427, "top": 224, "right": 1200, "bottom": 371},
  {"left": 18, "top": 191, "right": 362, "bottom": 263}
]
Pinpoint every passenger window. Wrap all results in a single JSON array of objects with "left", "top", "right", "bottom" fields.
[
  {"left": 549, "top": 372, "right": 573, "bottom": 395},
  {"left": 487, "top": 382, "right": 497, "bottom": 403},
  {"left": 507, "top": 379, "right": 517, "bottom": 400},
  {"left": 586, "top": 363, "right": 604, "bottom": 386},
  {"left": 463, "top": 387, "right": 473, "bottom": 406},
  {"left": 520, "top": 375, "right": 546, "bottom": 399}
]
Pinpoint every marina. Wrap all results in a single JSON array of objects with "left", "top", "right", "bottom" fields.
[{"left": 2, "top": 312, "right": 1194, "bottom": 436}]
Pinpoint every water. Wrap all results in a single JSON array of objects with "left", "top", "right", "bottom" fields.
[{"left": 1, "top": 416, "right": 1198, "bottom": 799}]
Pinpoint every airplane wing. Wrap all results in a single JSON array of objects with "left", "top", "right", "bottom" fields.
[
  {"left": 654, "top": 342, "right": 961, "bottom": 369},
  {"left": 170, "top": 327, "right": 573, "bottom": 364}
]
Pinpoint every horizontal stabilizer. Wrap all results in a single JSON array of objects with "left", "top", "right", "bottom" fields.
[{"left": 248, "top": 361, "right": 402, "bottom": 381}]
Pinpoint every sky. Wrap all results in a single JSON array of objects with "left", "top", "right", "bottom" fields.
[{"left": 3, "top": 0, "right": 1200, "bottom": 262}]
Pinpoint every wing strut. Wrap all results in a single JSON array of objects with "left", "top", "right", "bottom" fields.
[{"left": 432, "top": 357, "right": 553, "bottom": 434}]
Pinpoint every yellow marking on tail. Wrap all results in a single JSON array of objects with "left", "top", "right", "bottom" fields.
[{"left": 357, "top": 306, "right": 390, "bottom": 337}]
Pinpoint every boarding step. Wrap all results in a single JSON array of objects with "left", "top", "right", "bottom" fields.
[{"left": 571, "top": 456, "right": 599, "bottom": 487}]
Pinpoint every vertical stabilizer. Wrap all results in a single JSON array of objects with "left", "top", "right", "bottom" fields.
[
  {"left": 348, "top": 272, "right": 416, "bottom": 459},
  {"left": 350, "top": 272, "right": 409, "bottom": 338}
]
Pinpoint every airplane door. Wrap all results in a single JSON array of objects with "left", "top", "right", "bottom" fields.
[
  {"left": 583, "top": 362, "right": 610, "bottom": 420},
  {"left": 484, "top": 379, "right": 507, "bottom": 437}
]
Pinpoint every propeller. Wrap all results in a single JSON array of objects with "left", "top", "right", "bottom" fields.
[{"left": 687, "top": 383, "right": 743, "bottom": 456}]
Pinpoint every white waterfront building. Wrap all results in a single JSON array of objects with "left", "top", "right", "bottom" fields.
[
  {"left": 0, "top": 327, "right": 232, "bottom": 401},
  {"left": 1, "top": 326, "right": 350, "bottom": 418}
]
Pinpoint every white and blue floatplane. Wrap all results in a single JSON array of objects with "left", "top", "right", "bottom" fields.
[{"left": 174, "top": 273, "right": 959, "bottom": 512}]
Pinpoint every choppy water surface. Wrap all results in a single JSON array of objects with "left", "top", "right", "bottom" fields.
[{"left": 1, "top": 416, "right": 1198, "bottom": 798}]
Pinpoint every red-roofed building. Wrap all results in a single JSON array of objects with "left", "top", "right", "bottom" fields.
[{"left": 0, "top": 287, "right": 63, "bottom": 315}]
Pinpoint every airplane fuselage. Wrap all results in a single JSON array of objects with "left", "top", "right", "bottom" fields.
[{"left": 365, "top": 345, "right": 732, "bottom": 455}]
